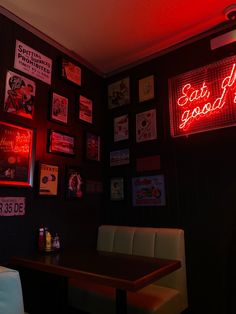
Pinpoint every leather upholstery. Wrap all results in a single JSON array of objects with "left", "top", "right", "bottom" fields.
[
  {"left": 0, "top": 266, "right": 26, "bottom": 314},
  {"left": 69, "top": 225, "right": 188, "bottom": 314}
]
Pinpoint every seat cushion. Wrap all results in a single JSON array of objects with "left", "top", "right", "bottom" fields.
[
  {"left": 0, "top": 266, "right": 25, "bottom": 314},
  {"left": 68, "top": 278, "right": 183, "bottom": 314}
]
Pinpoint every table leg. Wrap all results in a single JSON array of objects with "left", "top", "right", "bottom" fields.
[{"left": 116, "top": 288, "right": 127, "bottom": 314}]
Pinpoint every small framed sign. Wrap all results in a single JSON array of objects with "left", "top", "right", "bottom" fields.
[
  {"left": 132, "top": 174, "right": 166, "bottom": 206},
  {"left": 114, "top": 114, "right": 129, "bottom": 142},
  {"left": 62, "top": 58, "right": 81, "bottom": 86},
  {"left": 50, "top": 92, "right": 68, "bottom": 125},
  {"left": 39, "top": 163, "right": 59, "bottom": 196},
  {"left": 66, "top": 167, "right": 84, "bottom": 199},
  {"left": 0, "top": 197, "right": 26, "bottom": 216},
  {"left": 4, "top": 70, "right": 36, "bottom": 119},
  {"left": 139, "top": 75, "right": 154, "bottom": 102},
  {"left": 85, "top": 132, "right": 100, "bottom": 161},
  {"left": 48, "top": 130, "right": 75, "bottom": 156},
  {"left": 110, "top": 177, "right": 124, "bottom": 200},
  {"left": 79, "top": 95, "right": 93, "bottom": 124}
]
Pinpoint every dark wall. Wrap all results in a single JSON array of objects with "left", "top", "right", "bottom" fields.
[
  {"left": 0, "top": 13, "right": 105, "bottom": 262},
  {"left": 105, "top": 25, "right": 236, "bottom": 314}
]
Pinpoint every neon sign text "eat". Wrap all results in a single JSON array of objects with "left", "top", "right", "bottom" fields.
[
  {"left": 177, "top": 63, "right": 236, "bottom": 130},
  {"left": 168, "top": 55, "right": 236, "bottom": 137}
]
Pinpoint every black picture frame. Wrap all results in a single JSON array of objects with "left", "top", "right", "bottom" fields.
[
  {"left": 48, "top": 129, "right": 75, "bottom": 156},
  {"left": 38, "top": 162, "right": 59, "bottom": 196},
  {"left": 85, "top": 132, "right": 100, "bottom": 162},
  {"left": 0, "top": 121, "right": 35, "bottom": 187},
  {"left": 65, "top": 166, "right": 84, "bottom": 199}
]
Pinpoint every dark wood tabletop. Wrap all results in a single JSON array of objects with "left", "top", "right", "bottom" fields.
[{"left": 11, "top": 249, "right": 181, "bottom": 291}]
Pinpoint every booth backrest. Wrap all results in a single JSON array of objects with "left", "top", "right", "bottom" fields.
[
  {"left": 0, "top": 266, "right": 25, "bottom": 314},
  {"left": 97, "top": 225, "right": 188, "bottom": 308}
]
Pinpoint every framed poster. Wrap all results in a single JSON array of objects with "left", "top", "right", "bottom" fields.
[
  {"left": 66, "top": 167, "right": 84, "bottom": 199},
  {"left": 0, "top": 121, "right": 34, "bottom": 187},
  {"left": 39, "top": 163, "right": 59, "bottom": 196},
  {"left": 110, "top": 149, "right": 129, "bottom": 166},
  {"left": 108, "top": 77, "right": 130, "bottom": 109},
  {"left": 48, "top": 130, "right": 75, "bottom": 156},
  {"left": 79, "top": 95, "right": 93, "bottom": 124},
  {"left": 136, "top": 109, "right": 157, "bottom": 143},
  {"left": 139, "top": 75, "right": 154, "bottom": 102},
  {"left": 14, "top": 40, "right": 52, "bottom": 85},
  {"left": 110, "top": 177, "right": 124, "bottom": 200},
  {"left": 4, "top": 70, "right": 36, "bottom": 119},
  {"left": 62, "top": 58, "right": 81, "bottom": 86},
  {"left": 86, "top": 132, "right": 100, "bottom": 161},
  {"left": 114, "top": 114, "right": 129, "bottom": 142},
  {"left": 132, "top": 174, "right": 166, "bottom": 206},
  {"left": 50, "top": 92, "right": 68, "bottom": 124}
]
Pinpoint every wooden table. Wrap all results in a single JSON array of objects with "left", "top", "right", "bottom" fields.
[{"left": 11, "top": 250, "right": 181, "bottom": 314}]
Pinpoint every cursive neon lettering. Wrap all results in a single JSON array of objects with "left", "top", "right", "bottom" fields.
[{"left": 178, "top": 64, "right": 236, "bottom": 130}]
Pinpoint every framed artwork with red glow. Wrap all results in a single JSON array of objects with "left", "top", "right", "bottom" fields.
[
  {"left": 66, "top": 167, "right": 84, "bottom": 199},
  {"left": 50, "top": 92, "right": 68, "bottom": 124},
  {"left": 48, "top": 130, "right": 75, "bottom": 156},
  {"left": 108, "top": 77, "right": 130, "bottom": 109},
  {"left": 139, "top": 75, "right": 154, "bottom": 102},
  {"left": 39, "top": 163, "right": 59, "bottom": 196},
  {"left": 85, "top": 132, "right": 100, "bottom": 161},
  {"left": 169, "top": 55, "right": 236, "bottom": 137},
  {"left": 4, "top": 70, "right": 36, "bottom": 119},
  {"left": 0, "top": 121, "right": 34, "bottom": 187},
  {"left": 79, "top": 95, "right": 93, "bottom": 124},
  {"left": 62, "top": 58, "right": 81, "bottom": 86}
]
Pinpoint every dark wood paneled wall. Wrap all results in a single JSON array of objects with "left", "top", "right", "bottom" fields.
[
  {"left": 0, "top": 13, "right": 105, "bottom": 262},
  {"left": 104, "top": 25, "right": 236, "bottom": 314}
]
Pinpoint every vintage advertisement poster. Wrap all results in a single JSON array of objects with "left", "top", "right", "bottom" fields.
[
  {"left": 86, "top": 133, "right": 100, "bottom": 161},
  {"left": 108, "top": 77, "right": 130, "bottom": 109},
  {"left": 66, "top": 167, "right": 84, "bottom": 199},
  {"left": 110, "top": 149, "right": 129, "bottom": 166},
  {"left": 132, "top": 174, "right": 166, "bottom": 206},
  {"left": 49, "top": 130, "right": 75, "bottom": 155},
  {"left": 110, "top": 177, "right": 124, "bottom": 200},
  {"left": 39, "top": 163, "right": 59, "bottom": 196},
  {"left": 4, "top": 70, "right": 36, "bottom": 119},
  {"left": 136, "top": 109, "right": 157, "bottom": 142},
  {"left": 139, "top": 75, "right": 155, "bottom": 102},
  {"left": 79, "top": 95, "right": 93, "bottom": 124},
  {"left": 62, "top": 59, "right": 81, "bottom": 86},
  {"left": 114, "top": 114, "right": 129, "bottom": 142},
  {"left": 51, "top": 92, "right": 68, "bottom": 124},
  {"left": 0, "top": 122, "right": 34, "bottom": 186},
  {"left": 14, "top": 40, "right": 52, "bottom": 85}
]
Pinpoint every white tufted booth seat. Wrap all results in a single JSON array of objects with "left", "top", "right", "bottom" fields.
[
  {"left": 0, "top": 266, "right": 28, "bottom": 314},
  {"left": 68, "top": 225, "right": 188, "bottom": 314}
]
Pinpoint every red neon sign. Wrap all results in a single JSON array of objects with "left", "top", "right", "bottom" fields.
[{"left": 169, "top": 55, "right": 236, "bottom": 137}]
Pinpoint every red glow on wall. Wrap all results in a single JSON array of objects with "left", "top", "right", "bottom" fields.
[{"left": 169, "top": 56, "right": 236, "bottom": 137}]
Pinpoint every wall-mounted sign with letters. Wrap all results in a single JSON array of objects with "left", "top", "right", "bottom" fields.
[
  {"left": 14, "top": 40, "right": 52, "bottom": 85},
  {"left": 0, "top": 197, "right": 25, "bottom": 216},
  {"left": 169, "top": 55, "right": 236, "bottom": 137}
]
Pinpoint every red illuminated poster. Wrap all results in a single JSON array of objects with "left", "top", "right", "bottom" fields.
[
  {"left": 169, "top": 55, "right": 236, "bottom": 137},
  {"left": 0, "top": 122, "right": 34, "bottom": 186}
]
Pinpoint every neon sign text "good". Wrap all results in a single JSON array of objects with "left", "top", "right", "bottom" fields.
[{"left": 177, "top": 63, "right": 236, "bottom": 130}]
